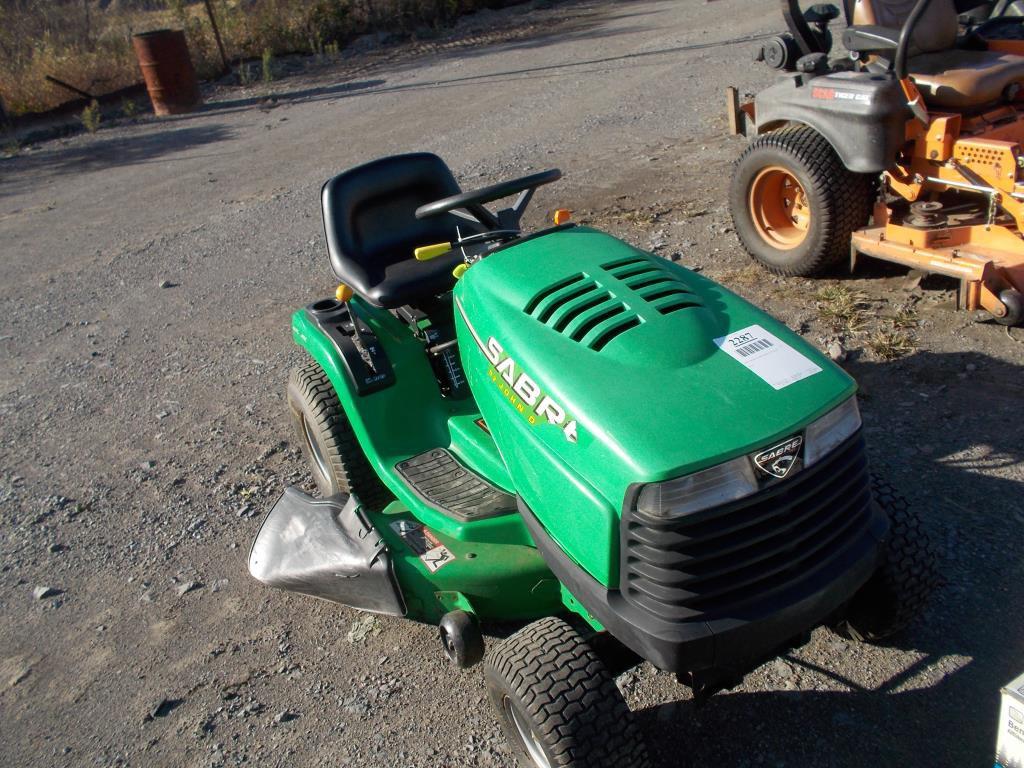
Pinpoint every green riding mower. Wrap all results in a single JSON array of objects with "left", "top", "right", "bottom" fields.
[{"left": 248, "top": 153, "right": 937, "bottom": 767}]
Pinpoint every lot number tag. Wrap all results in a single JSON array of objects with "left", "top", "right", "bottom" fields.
[{"left": 714, "top": 324, "right": 822, "bottom": 390}]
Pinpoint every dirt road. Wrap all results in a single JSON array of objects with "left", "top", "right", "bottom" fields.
[{"left": 2, "top": 1, "right": 1023, "bottom": 766}]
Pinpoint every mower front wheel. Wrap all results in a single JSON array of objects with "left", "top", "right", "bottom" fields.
[
  {"left": 287, "top": 361, "right": 393, "bottom": 510},
  {"left": 730, "top": 126, "right": 874, "bottom": 276},
  {"left": 485, "top": 617, "right": 650, "bottom": 768},
  {"left": 994, "top": 288, "right": 1024, "bottom": 327},
  {"left": 439, "top": 609, "right": 484, "bottom": 669},
  {"left": 834, "top": 476, "right": 938, "bottom": 642}
]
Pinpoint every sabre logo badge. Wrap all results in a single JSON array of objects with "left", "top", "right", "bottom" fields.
[{"left": 753, "top": 436, "right": 803, "bottom": 479}]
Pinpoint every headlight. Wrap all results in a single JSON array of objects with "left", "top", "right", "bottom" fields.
[
  {"left": 635, "top": 455, "right": 758, "bottom": 520},
  {"left": 634, "top": 397, "right": 861, "bottom": 521},
  {"left": 804, "top": 396, "right": 861, "bottom": 466}
]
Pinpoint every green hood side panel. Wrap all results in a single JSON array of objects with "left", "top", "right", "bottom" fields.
[{"left": 454, "top": 227, "right": 855, "bottom": 587}]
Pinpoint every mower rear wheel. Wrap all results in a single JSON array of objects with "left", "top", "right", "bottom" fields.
[
  {"left": 485, "top": 617, "right": 650, "bottom": 768},
  {"left": 730, "top": 126, "right": 875, "bottom": 276},
  {"left": 287, "top": 361, "right": 393, "bottom": 510},
  {"left": 834, "top": 476, "right": 938, "bottom": 642}
]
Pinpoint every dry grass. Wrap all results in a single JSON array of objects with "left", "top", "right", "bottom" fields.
[
  {"left": 816, "top": 285, "right": 870, "bottom": 335},
  {"left": 718, "top": 262, "right": 765, "bottom": 286},
  {"left": 891, "top": 301, "right": 920, "bottom": 329},
  {"left": 1, "top": 0, "right": 514, "bottom": 117},
  {"left": 0, "top": 2, "right": 166, "bottom": 115},
  {"left": 867, "top": 327, "right": 918, "bottom": 360}
]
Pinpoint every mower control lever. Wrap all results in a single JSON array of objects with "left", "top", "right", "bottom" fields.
[
  {"left": 842, "top": 25, "right": 900, "bottom": 54},
  {"left": 454, "top": 229, "right": 521, "bottom": 246},
  {"left": 413, "top": 229, "right": 520, "bottom": 263},
  {"left": 414, "top": 242, "right": 452, "bottom": 261}
]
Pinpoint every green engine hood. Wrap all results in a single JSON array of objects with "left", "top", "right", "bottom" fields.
[{"left": 453, "top": 227, "right": 855, "bottom": 583}]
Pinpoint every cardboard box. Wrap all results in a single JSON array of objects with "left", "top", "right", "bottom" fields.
[{"left": 997, "top": 671, "right": 1024, "bottom": 768}]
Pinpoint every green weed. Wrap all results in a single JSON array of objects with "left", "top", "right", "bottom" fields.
[
  {"left": 79, "top": 100, "right": 101, "bottom": 133},
  {"left": 120, "top": 97, "right": 138, "bottom": 119}
]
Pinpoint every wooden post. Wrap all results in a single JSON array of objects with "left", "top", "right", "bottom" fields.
[
  {"left": 726, "top": 86, "right": 745, "bottom": 136},
  {"left": 202, "top": 0, "right": 230, "bottom": 76}
]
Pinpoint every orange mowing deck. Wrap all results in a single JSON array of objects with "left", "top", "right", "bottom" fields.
[{"left": 851, "top": 225, "right": 1024, "bottom": 312}]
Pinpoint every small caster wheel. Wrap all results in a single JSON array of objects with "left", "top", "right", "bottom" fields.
[
  {"left": 439, "top": 610, "right": 484, "bottom": 669},
  {"left": 994, "top": 288, "right": 1024, "bottom": 327}
]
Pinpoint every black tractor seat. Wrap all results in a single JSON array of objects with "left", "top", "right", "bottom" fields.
[{"left": 321, "top": 153, "right": 484, "bottom": 309}]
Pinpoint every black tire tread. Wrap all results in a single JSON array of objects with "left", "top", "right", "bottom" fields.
[
  {"left": 287, "top": 361, "right": 392, "bottom": 510},
  {"left": 838, "top": 475, "right": 939, "bottom": 641},
  {"left": 485, "top": 617, "right": 650, "bottom": 768},
  {"left": 731, "top": 125, "right": 875, "bottom": 276}
]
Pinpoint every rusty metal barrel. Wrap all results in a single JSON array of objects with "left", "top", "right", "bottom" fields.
[{"left": 132, "top": 29, "right": 202, "bottom": 116}]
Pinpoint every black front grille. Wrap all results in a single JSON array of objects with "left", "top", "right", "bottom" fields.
[{"left": 621, "top": 434, "right": 872, "bottom": 622}]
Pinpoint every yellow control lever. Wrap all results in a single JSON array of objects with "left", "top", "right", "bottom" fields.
[
  {"left": 414, "top": 242, "right": 452, "bottom": 261},
  {"left": 452, "top": 264, "right": 469, "bottom": 280},
  {"left": 335, "top": 283, "right": 354, "bottom": 302}
]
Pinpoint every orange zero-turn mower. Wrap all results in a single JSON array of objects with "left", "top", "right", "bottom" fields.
[{"left": 727, "top": 0, "right": 1024, "bottom": 326}]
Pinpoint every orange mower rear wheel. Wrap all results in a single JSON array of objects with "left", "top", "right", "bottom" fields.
[{"left": 730, "top": 126, "right": 875, "bottom": 276}]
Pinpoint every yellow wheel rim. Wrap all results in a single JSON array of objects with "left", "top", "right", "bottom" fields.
[{"left": 748, "top": 166, "right": 811, "bottom": 250}]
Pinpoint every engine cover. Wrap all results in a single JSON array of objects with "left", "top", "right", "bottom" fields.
[{"left": 452, "top": 227, "right": 854, "bottom": 585}]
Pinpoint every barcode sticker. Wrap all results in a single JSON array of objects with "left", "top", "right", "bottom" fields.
[
  {"left": 734, "top": 338, "right": 774, "bottom": 357},
  {"left": 714, "top": 324, "right": 822, "bottom": 390}
]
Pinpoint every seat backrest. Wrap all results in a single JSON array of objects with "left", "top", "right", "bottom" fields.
[
  {"left": 321, "top": 153, "right": 469, "bottom": 293},
  {"left": 853, "top": 0, "right": 958, "bottom": 54}
]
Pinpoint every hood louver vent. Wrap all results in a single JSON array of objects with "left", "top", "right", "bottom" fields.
[
  {"left": 523, "top": 256, "right": 701, "bottom": 352},
  {"left": 524, "top": 273, "right": 642, "bottom": 351},
  {"left": 601, "top": 256, "right": 703, "bottom": 316}
]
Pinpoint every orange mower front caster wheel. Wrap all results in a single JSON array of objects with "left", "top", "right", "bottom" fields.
[
  {"left": 730, "top": 126, "right": 875, "bottom": 277},
  {"left": 994, "top": 288, "right": 1024, "bottom": 327}
]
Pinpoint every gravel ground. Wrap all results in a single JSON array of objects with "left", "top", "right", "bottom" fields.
[{"left": 2, "top": 1, "right": 1023, "bottom": 766}]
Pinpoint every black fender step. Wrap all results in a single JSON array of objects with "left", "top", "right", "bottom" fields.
[{"left": 396, "top": 448, "right": 516, "bottom": 523}]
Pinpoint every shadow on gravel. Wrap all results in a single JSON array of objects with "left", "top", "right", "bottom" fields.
[
  {"left": 179, "top": 17, "right": 776, "bottom": 119},
  {"left": 638, "top": 673, "right": 969, "bottom": 767},
  {"left": 195, "top": 79, "right": 387, "bottom": 118},
  {"left": 351, "top": 31, "right": 777, "bottom": 99},
  {"left": 191, "top": 28, "right": 772, "bottom": 119},
  {"left": 635, "top": 348, "right": 1024, "bottom": 767},
  {"left": 0, "top": 124, "right": 235, "bottom": 196}
]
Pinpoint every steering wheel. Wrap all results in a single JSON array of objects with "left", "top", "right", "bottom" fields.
[{"left": 415, "top": 168, "right": 562, "bottom": 222}]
